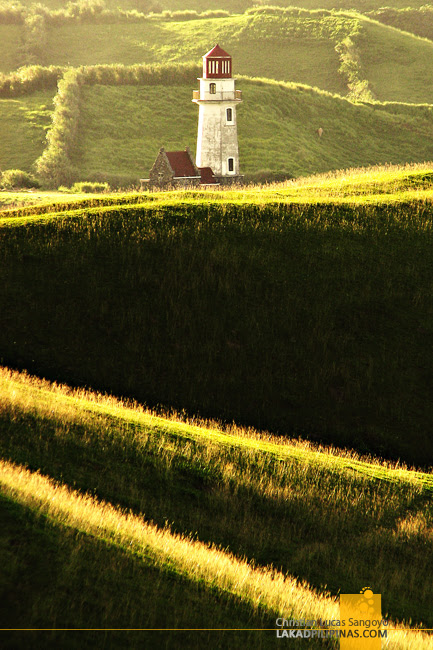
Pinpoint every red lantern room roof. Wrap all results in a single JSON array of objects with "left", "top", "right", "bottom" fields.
[
  {"left": 204, "top": 44, "right": 231, "bottom": 59},
  {"left": 203, "top": 44, "right": 232, "bottom": 79}
]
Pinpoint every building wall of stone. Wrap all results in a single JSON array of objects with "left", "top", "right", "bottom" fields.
[{"left": 149, "top": 151, "right": 174, "bottom": 186}]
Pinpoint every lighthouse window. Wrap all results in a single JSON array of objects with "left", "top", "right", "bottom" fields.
[
  {"left": 226, "top": 108, "right": 233, "bottom": 122},
  {"left": 228, "top": 158, "right": 234, "bottom": 172},
  {"left": 209, "top": 83, "right": 216, "bottom": 94}
]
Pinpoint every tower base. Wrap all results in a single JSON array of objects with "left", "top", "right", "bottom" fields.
[{"left": 214, "top": 174, "right": 244, "bottom": 186}]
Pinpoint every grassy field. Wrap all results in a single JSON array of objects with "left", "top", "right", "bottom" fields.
[
  {"left": 1, "top": 367, "right": 432, "bottom": 646},
  {"left": 2, "top": 165, "right": 433, "bottom": 468},
  {"left": 39, "top": 12, "right": 347, "bottom": 93},
  {"left": 3, "top": 5, "right": 433, "bottom": 182},
  {"left": 3, "top": 8, "right": 430, "bottom": 105},
  {"left": 0, "top": 25, "right": 23, "bottom": 73},
  {"left": 0, "top": 91, "right": 54, "bottom": 173},
  {"left": 359, "top": 20, "right": 433, "bottom": 103},
  {"left": 73, "top": 79, "right": 433, "bottom": 182},
  {"left": 4, "top": 73, "right": 433, "bottom": 182}
]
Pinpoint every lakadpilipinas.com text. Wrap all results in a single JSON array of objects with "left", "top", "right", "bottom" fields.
[{"left": 275, "top": 618, "right": 389, "bottom": 640}]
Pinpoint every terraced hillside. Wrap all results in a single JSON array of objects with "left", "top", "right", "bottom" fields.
[
  {"left": 3, "top": 64, "right": 433, "bottom": 184},
  {"left": 3, "top": 4, "right": 433, "bottom": 184},
  {"left": 4, "top": 5, "right": 433, "bottom": 102}
]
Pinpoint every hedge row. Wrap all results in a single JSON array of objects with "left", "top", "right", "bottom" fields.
[
  {"left": 0, "top": 61, "right": 200, "bottom": 98},
  {"left": 0, "top": 65, "right": 64, "bottom": 97},
  {"left": 0, "top": 1, "right": 230, "bottom": 26},
  {"left": 35, "top": 68, "right": 84, "bottom": 188},
  {"left": 28, "top": 62, "right": 200, "bottom": 187}
]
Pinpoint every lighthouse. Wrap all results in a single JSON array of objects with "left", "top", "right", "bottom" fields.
[{"left": 192, "top": 45, "right": 242, "bottom": 182}]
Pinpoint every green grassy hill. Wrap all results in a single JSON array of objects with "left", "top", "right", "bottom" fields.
[
  {"left": 358, "top": 19, "right": 433, "bottom": 103},
  {"left": 4, "top": 71, "right": 433, "bottom": 183},
  {"left": 4, "top": 5, "right": 433, "bottom": 184},
  {"left": 2, "top": 170, "right": 433, "bottom": 467},
  {"left": 0, "top": 367, "right": 432, "bottom": 645},
  {"left": 38, "top": 11, "right": 349, "bottom": 95},
  {"left": 24, "top": 9, "right": 433, "bottom": 102},
  {"left": 77, "top": 78, "right": 433, "bottom": 181},
  {"left": 0, "top": 90, "right": 54, "bottom": 173},
  {"left": 368, "top": 6, "right": 433, "bottom": 41},
  {"left": 5, "top": 6, "right": 433, "bottom": 103}
]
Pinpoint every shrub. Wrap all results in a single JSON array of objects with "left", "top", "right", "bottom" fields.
[
  {"left": 70, "top": 181, "right": 110, "bottom": 193},
  {"left": 23, "top": 7, "right": 48, "bottom": 65},
  {"left": 35, "top": 68, "right": 84, "bottom": 188},
  {"left": 0, "top": 66, "right": 63, "bottom": 98},
  {"left": 0, "top": 169, "right": 40, "bottom": 189},
  {"left": 0, "top": 1, "right": 25, "bottom": 24}
]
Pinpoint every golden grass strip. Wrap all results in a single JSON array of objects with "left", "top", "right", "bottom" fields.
[
  {"left": 0, "top": 459, "right": 335, "bottom": 622},
  {"left": 0, "top": 459, "right": 431, "bottom": 648},
  {"left": 1, "top": 368, "right": 432, "bottom": 492}
]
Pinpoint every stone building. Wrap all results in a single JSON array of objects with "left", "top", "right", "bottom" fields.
[{"left": 146, "top": 147, "right": 217, "bottom": 189}]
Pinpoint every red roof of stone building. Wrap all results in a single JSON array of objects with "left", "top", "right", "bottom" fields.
[
  {"left": 165, "top": 150, "right": 199, "bottom": 178},
  {"left": 199, "top": 167, "right": 217, "bottom": 184},
  {"left": 203, "top": 44, "right": 231, "bottom": 59}
]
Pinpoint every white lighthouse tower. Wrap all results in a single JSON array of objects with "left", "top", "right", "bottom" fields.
[{"left": 192, "top": 45, "right": 242, "bottom": 183}]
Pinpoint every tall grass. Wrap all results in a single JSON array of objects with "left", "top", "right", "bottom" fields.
[
  {"left": 1, "top": 367, "right": 433, "bottom": 643},
  {"left": 2, "top": 189, "right": 433, "bottom": 466}
]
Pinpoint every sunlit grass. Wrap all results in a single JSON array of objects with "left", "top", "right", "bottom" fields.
[
  {"left": 0, "top": 91, "right": 55, "bottom": 173},
  {"left": 1, "top": 368, "right": 433, "bottom": 646},
  {"left": 1, "top": 366, "right": 433, "bottom": 632},
  {"left": 0, "top": 459, "right": 338, "bottom": 626},
  {"left": 2, "top": 367, "right": 432, "bottom": 489},
  {"left": 2, "top": 161, "right": 433, "bottom": 221}
]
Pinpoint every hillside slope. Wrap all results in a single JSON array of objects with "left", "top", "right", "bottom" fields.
[
  {"left": 3, "top": 72, "right": 433, "bottom": 182},
  {"left": 4, "top": 7, "right": 433, "bottom": 104},
  {"left": 2, "top": 178, "right": 433, "bottom": 467},
  {"left": 75, "top": 79, "right": 433, "bottom": 182},
  {"left": 358, "top": 19, "right": 433, "bottom": 103},
  {"left": 0, "top": 91, "right": 54, "bottom": 173},
  {"left": 1, "top": 366, "right": 433, "bottom": 639}
]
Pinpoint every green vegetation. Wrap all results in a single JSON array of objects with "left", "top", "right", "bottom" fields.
[
  {"left": 2, "top": 168, "right": 433, "bottom": 467},
  {"left": 69, "top": 181, "right": 110, "bottom": 192},
  {"left": 4, "top": 5, "right": 433, "bottom": 104},
  {"left": 62, "top": 77, "right": 433, "bottom": 183},
  {"left": 0, "top": 91, "right": 54, "bottom": 173},
  {"left": 358, "top": 20, "right": 433, "bottom": 103},
  {"left": 2, "top": 1, "right": 433, "bottom": 640},
  {"left": 0, "top": 25, "right": 23, "bottom": 72},
  {"left": 3, "top": 5, "right": 433, "bottom": 182},
  {"left": 0, "top": 367, "right": 432, "bottom": 645},
  {"left": 368, "top": 6, "right": 433, "bottom": 41},
  {"left": 3, "top": 59, "right": 430, "bottom": 185},
  {"left": 0, "top": 169, "right": 39, "bottom": 189}
]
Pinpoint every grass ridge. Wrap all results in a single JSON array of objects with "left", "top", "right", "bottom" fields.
[{"left": 2, "top": 369, "right": 432, "bottom": 491}]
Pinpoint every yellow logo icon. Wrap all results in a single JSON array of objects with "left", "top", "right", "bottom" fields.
[{"left": 340, "top": 588, "right": 385, "bottom": 649}]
